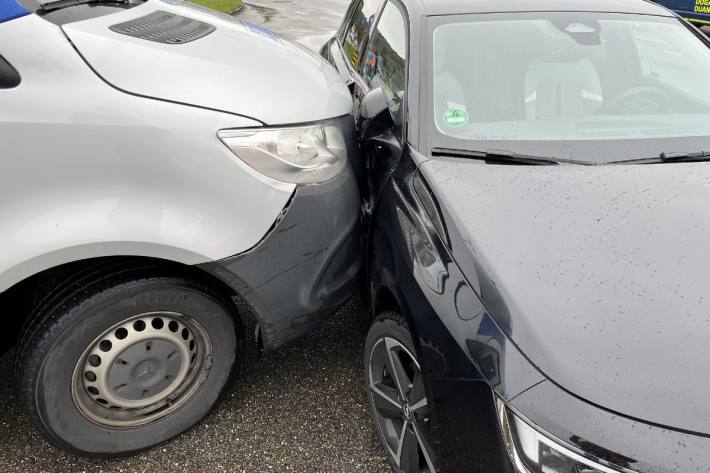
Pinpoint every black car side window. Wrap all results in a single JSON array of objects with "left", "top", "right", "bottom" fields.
[
  {"left": 342, "top": 0, "right": 383, "bottom": 68},
  {"left": 0, "top": 55, "right": 20, "bottom": 89},
  {"left": 360, "top": 1, "right": 407, "bottom": 121}
]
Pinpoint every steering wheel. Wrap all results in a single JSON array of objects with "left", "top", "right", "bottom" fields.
[{"left": 596, "top": 86, "right": 668, "bottom": 115}]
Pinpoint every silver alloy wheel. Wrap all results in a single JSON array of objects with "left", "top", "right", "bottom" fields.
[
  {"left": 368, "top": 337, "right": 436, "bottom": 473},
  {"left": 71, "top": 311, "right": 212, "bottom": 428}
]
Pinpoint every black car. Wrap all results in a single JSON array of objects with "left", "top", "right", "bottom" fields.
[{"left": 323, "top": 0, "right": 710, "bottom": 472}]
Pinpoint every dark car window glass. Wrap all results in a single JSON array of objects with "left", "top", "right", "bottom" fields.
[
  {"left": 428, "top": 13, "right": 710, "bottom": 163},
  {"left": 343, "top": 0, "right": 382, "bottom": 68},
  {"left": 360, "top": 1, "right": 406, "bottom": 119},
  {"left": 631, "top": 21, "right": 708, "bottom": 99}
]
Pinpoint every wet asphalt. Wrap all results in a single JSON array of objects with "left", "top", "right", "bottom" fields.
[{"left": 237, "top": 0, "right": 350, "bottom": 52}]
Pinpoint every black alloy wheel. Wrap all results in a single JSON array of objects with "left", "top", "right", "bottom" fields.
[{"left": 365, "top": 311, "right": 436, "bottom": 473}]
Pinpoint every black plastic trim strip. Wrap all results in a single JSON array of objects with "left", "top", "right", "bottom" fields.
[{"left": 109, "top": 10, "right": 216, "bottom": 44}]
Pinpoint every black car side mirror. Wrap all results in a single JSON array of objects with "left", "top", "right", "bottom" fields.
[{"left": 359, "top": 88, "right": 395, "bottom": 138}]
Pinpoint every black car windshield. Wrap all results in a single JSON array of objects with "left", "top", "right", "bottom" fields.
[{"left": 428, "top": 12, "right": 710, "bottom": 163}]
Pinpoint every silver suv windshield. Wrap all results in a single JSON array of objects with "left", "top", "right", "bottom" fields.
[{"left": 429, "top": 12, "right": 710, "bottom": 163}]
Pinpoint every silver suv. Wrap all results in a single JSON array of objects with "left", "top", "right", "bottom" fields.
[{"left": 0, "top": 0, "right": 361, "bottom": 455}]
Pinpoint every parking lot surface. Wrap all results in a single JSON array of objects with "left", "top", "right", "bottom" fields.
[
  {"left": 0, "top": 296, "right": 389, "bottom": 472},
  {"left": 237, "top": 0, "right": 349, "bottom": 51}
]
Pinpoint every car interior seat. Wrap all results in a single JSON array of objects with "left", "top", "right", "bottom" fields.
[
  {"left": 524, "top": 34, "right": 604, "bottom": 119},
  {"left": 434, "top": 22, "right": 546, "bottom": 128},
  {"left": 435, "top": 21, "right": 606, "bottom": 130}
]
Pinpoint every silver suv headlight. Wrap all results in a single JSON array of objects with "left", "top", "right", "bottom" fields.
[
  {"left": 497, "top": 398, "right": 631, "bottom": 473},
  {"left": 218, "top": 119, "right": 347, "bottom": 185}
]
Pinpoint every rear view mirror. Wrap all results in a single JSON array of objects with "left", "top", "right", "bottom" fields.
[
  {"left": 361, "top": 88, "right": 389, "bottom": 119},
  {"left": 359, "top": 88, "right": 395, "bottom": 138}
]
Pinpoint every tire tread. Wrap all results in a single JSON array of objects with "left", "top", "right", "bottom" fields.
[{"left": 14, "top": 259, "right": 239, "bottom": 455}]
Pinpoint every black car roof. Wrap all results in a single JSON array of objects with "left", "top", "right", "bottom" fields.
[{"left": 415, "top": 0, "right": 674, "bottom": 17}]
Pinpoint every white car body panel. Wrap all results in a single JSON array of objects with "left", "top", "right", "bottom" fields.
[
  {"left": 63, "top": 0, "right": 353, "bottom": 125},
  {"left": 0, "top": 14, "right": 296, "bottom": 292}
]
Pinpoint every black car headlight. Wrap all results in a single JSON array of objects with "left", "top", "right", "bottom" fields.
[{"left": 496, "top": 398, "right": 629, "bottom": 473}]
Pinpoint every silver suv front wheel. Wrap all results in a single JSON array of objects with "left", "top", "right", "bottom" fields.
[{"left": 15, "top": 261, "right": 240, "bottom": 456}]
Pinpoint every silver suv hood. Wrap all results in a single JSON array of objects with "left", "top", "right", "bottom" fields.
[{"left": 62, "top": 0, "right": 352, "bottom": 125}]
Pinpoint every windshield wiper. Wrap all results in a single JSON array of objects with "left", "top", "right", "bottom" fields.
[
  {"left": 612, "top": 151, "right": 710, "bottom": 165},
  {"left": 40, "top": 0, "right": 130, "bottom": 12},
  {"left": 431, "top": 148, "right": 588, "bottom": 166}
]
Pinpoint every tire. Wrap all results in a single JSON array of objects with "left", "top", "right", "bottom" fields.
[
  {"left": 364, "top": 311, "right": 437, "bottom": 473},
  {"left": 15, "top": 261, "right": 240, "bottom": 456}
]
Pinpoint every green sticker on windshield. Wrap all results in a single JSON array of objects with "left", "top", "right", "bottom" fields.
[{"left": 443, "top": 108, "right": 469, "bottom": 127}]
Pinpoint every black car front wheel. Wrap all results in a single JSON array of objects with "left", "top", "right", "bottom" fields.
[
  {"left": 15, "top": 261, "right": 240, "bottom": 456},
  {"left": 365, "top": 311, "right": 437, "bottom": 473}
]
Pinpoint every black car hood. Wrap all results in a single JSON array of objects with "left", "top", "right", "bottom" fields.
[{"left": 419, "top": 158, "right": 710, "bottom": 435}]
